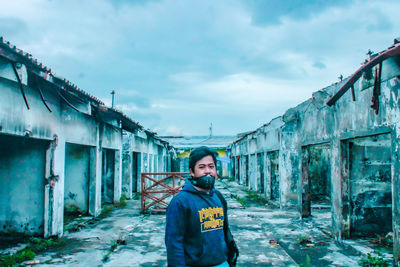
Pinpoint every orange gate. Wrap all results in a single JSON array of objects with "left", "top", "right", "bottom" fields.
[{"left": 141, "top": 172, "right": 189, "bottom": 213}]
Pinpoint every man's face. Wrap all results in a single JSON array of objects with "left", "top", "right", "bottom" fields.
[{"left": 190, "top": 155, "right": 218, "bottom": 178}]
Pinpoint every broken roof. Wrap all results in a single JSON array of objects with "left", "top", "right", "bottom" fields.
[
  {"left": 0, "top": 37, "right": 168, "bottom": 140},
  {"left": 327, "top": 38, "right": 400, "bottom": 106}
]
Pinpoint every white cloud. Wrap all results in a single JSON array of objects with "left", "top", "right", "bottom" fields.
[
  {"left": 169, "top": 72, "right": 315, "bottom": 107},
  {"left": 1, "top": 0, "right": 400, "bottom": 135}
]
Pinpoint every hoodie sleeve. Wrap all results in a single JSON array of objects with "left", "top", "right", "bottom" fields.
[{"left": 165, "top": 196, "right": 187, "bottom": 267}]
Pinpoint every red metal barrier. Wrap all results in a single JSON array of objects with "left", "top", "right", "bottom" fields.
[{"left": 141, "top": 172, "right": 188, "bottom": 213}]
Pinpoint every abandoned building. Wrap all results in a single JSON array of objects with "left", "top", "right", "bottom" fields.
[
  {"left": 228, "top": 39, "right": 400, "bottom": 263},
  {"left": 161, "top": 135, "right": 236, "bottom": 177},
  {"left": 3, "top": 32, "right": 400, "bottom": 265},
  {"left": 0, "top": 38, "right": 174, "bottom": 238}
]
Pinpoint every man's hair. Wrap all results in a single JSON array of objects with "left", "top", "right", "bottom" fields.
[{"left": 189, "top": 146, "right": 218, "bottom": 171}]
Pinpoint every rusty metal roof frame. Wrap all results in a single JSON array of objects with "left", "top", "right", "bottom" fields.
[
  {"left": 327, "top": 40, "right": 400, "bottom": 106},
  {"left": 0, "top": 37, "right": 104, "bottom": 106}
]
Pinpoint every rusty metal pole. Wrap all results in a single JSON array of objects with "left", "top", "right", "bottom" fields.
[
  {"left": 141, "top": 173, "right": 145, "bottom": 211},
  {"left": 172, "top": 174, "right": 176, "bottom": 194}
]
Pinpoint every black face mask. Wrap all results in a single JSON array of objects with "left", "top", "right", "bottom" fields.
[{"left": 190, "top": 174, "right": 216, "bottom": 190}]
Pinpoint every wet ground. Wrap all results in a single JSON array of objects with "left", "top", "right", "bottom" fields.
[{"left": 0, "top": 179, "right": 394, "bottom": 266}]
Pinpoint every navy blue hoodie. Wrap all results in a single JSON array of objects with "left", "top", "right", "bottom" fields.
[{"left": 165, "top": 180, "right": 228, "bottom": 267}]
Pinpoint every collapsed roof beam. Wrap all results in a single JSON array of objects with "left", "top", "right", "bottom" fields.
[
  {"left": 327, "top": 42, "right": 400, "bottom": 106},
  {"left": 11, "top": 62, "right": 30, "bottom": 110}
]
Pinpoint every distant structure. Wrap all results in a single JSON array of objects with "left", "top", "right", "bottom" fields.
[{"left": 161, "top": 134, "right": 236, "bottom": 177}]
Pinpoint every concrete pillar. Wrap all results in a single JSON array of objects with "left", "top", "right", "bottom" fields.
[
  {"left": 249, "top": 154, "right": 257, "bottom": 191},
  {"left": 137, "top": 152, "right": 144, "bottom": 193},
  {"left": 392, "top": 126, "right": 400, "bottom": 265},
  {"left": 122, "top": 151, "right": 133, "bottom": 199},
  {"left": 234, "top": 157, "right": 239, "bottom": 182},
  {"left": 89, "top": 122, "right": 102, "bottom": 217},
  {"left": 89, "top": 144, "right": 102, "bottom": 217},
  {"left": 279, "top": 130, "right": 300, "bottom": 208},
  {"left": 44, "top": 135, "right": 65, "bottom": 237},
  {"left": 330, "top": 138, "right": 349, "bottom": 240},
  {"left": 265, "top": 152, "right": 272, "bottom": 199},
  {"left": 114, "top": 149, "right": 122, "bottom": 203},
  {"left": 300, "top": 148, "right": 311, "bottom": 218},
  {"left": 240, "top": 156, "right": 246, "bottom": 185}
]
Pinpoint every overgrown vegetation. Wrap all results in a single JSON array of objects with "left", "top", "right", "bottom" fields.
[
  {"left": 246, "top": 190, "right": 268, "bottom": 205},
  {"left": 114, "top": 194, "right": 127, "bottom": 208},
  {"left": 299, "top": 255, "right": 311, "bottom": 267},
  {"left": 298, "top": 234, "right": 312, "bottom": 245},
  {"left": 133, "top": 193, "right": 140, "bottom": 200},
  {"left": 0, "top": 237, "right": 65, "bottom": 266},
  {"left": 225, "top": 176, "right": 235, "bottom": 182},
  {"left": 102, "top": 237, "right": 127, "bottom": 262},
  {"left": 64, "top": 204, "right": 83, "bottom": 215},
  {"left": 370, "top": 233, "right": 393, "bottom": 250},
  {"left": 64, "top": 217, "right": 89, "bottom": 233},
  {"left": 101, "top": 205, "right": 114, "bottom": 216},
  {"left": 231, "top": 189, "right": 269, "bottom": 208},
  {"left": 231, "top": 194, "right": 247, "bottom": 207},
  {"left": 358, "top": 250, "right": 388, "bottom": 267},
  {"left": 64, "top": 196, "right": 130, "bottom": 234}
]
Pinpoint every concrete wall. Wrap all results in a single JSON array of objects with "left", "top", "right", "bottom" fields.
[
  {"left": 228, "top": 50, "right": 400, "bottom": 263},
  {"left": 0, "top": 50, "right": 136, "bottom": 237},
  {"left": 122, "top": 131, "right": 173, "bottom": 195}
]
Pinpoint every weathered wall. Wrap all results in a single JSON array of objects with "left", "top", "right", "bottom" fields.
[
  {"left": 0, "top": 55, "right": 128, "bottom": 236},
  {"left": 228, "top": 51, "right": 400, "bottom": 263},
  {"left": 102, "top": 148, "right": 115, "bottom": 204},
  {"left": 122, "top": 131, "right": 172, "bottom": 194},
  {"left": 64, "top": 143, "right": 90, "bottom": 213},
  {"left": 347, "top": 134, "right": 392, "bottom": 237},
  {"left": 0, "top": 135, "right": 47, "bottom": 235}
]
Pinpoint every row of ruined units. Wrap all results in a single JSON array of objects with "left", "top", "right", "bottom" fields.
[
  {"left": 0, "top": 38, "right": 176, "bottom": 238},
  {"left": 228, "top": 39, "right": 400, "bottom": 262}
]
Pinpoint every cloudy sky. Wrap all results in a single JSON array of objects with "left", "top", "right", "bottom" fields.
[{"left": 1, "top": 0, "right": 399, "bottom": 136}]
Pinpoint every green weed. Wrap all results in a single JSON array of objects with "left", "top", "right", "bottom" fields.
[
  {"left": 110, "top": 240, "right": 118, "bottom": 251},
  {"left": 115, "top": 194, "right": 127, "bottom": 208},
  {"left": 102, "top": 238, "right": 127, "bottom": 263},
  {"left": 246, "top": 190, "right": 268, "bottom": 205},
  {"left": 101, "top": 205, "right": 113, "bottom": 216},
  {"left": 231, "top": 194, "right": 247, "bottom": 207},
  {"left": 64, "top": 204, "right": 83, "bottom": 215},
  {"left": 28, "top": 237, "right": 65, "bottom": 252},
  {"left": 358, "top": 250, "right": 388, "bottom": 267},
  {"left": 299, "top": 255, "right": 311, "bottom": 267},
  {"left": 102, "top": 250, "right": 112, "bottom": 262},
  {"left": 0, "top": 237, "right": 64, "bottom": 266},
  {"left": 298, "top": 234, "right": 311, "bottom": 245}
]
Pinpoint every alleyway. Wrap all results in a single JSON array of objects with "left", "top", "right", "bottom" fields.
[{"left": 1, "top": 179, "right": 388, "bottom": 267}]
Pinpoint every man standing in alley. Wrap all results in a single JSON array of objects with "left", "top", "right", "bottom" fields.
[{"left": 165, "top": 146, "right": 238, "bottom": 267}]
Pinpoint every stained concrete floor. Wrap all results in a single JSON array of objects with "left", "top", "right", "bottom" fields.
[{"left": 1, "top": 179, "right": 394, "bottom": 266}]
